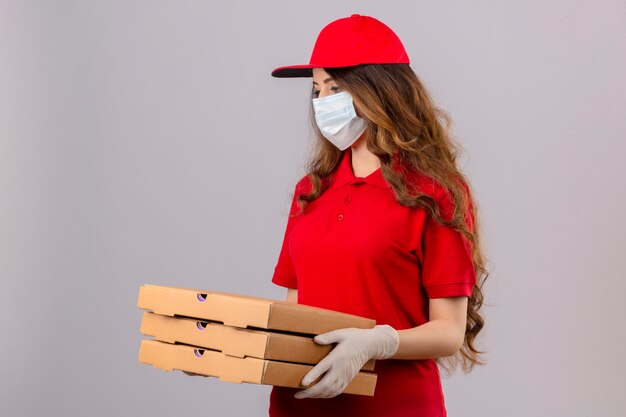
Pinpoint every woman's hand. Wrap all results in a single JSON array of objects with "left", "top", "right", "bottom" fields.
[{"left": 294, "top": 324, "right": 399, "bottom": 399}]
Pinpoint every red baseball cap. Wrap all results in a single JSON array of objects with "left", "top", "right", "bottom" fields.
[{"left": 271, "top": 14, "right": 410, "bottom": 78}]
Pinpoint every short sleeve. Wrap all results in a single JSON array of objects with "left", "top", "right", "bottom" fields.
[
  {"left": 271, "top": 177, "right": 311, "bottom": 289},
  {"left": 421, "top": 183, "right": 477, "bottom": 299}
]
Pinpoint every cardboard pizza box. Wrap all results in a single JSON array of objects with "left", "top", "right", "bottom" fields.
[
  {"left": 138, "top": 339, "right": 377, "bottom": 396},
  {"left": 140, "top": 312, "right": 376, "bottom": 371},
  {"left": 137, "top": 285, "right": 376, "bottom": 335}
]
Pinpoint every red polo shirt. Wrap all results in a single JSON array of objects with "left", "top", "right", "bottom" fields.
[{"left": 270, "top": 147, "right": 476, "bottom": 417}]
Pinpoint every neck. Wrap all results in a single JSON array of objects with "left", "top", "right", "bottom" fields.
[{"left": 350, "top": 134, "right": 381, "bottom": 177}]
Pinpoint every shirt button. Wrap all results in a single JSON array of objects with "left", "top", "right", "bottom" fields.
[
  {"left": 344, "top": 196, "right": 352, "bottom": 204},
  {"left": 337, "top": 214, "right": 344, "bottom": 221}
]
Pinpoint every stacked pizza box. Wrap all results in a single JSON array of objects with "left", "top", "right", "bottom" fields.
[{"left": 137, "top": 284, "right": 378, "bottom": 396}]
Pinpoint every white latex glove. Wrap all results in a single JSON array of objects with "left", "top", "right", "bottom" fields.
[{"left": 294, "top": 324, "right": 399, "bottom": 399}]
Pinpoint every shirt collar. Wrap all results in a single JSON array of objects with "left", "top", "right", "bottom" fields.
[{"left": 330, "top": 147, "right": 391, "bottom": 190}]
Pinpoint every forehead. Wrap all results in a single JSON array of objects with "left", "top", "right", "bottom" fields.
[{"left": 312, "top": 68, "right": 334, "bottom": 83}]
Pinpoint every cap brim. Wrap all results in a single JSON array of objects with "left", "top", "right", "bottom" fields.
[{"left": 271, "top": 65, "right": 314, "bottom": 78}]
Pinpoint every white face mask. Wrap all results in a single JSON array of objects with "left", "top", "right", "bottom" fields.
[{"left": 312, "top": 91, "right": 366, "bottom": 151}]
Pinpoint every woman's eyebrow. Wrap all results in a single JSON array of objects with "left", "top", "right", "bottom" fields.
[{"left": 312, "top": 77, "right": 335, "bottom": 86}]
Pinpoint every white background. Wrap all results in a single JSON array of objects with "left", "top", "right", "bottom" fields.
[{"left": 1, "top": 1, "right": 625, "bottom": 416}]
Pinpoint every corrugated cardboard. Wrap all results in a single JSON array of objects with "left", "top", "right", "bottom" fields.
[
  {"left": 139, "top": 339, "right": 377, "bottom": 396},
  {"left": 140, "top": 312, "right": 375, "bottom": 371},
  {"left": 137, "top": 284, "right": 376, "bottom": 335}
]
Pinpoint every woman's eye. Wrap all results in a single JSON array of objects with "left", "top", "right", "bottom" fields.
[
  {"left": 312, "top": 89, "right": 320, "bottom": 98},
  {"left": 331, "top": 86, "right": 341, "bottom": 93}
]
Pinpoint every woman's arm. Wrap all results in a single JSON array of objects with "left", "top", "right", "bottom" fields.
[
  {"left": 294, "top": 296, "right": 468, "bottom": 398},
  {"left": 392, "top": 296, "right": 468, "bottom": 359},
  {"left": 285, "top": 289, "right": 466, "bottom": 359},
  {"left": 285, "top": 288, "right": 298, "bottom": 303}
]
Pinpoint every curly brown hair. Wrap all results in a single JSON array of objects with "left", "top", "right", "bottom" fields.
[{"left": 295, "top": 64, "right": 489, "bottom": 374}]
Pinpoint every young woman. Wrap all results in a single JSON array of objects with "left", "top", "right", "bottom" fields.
[{"left": 269, "top": 14, "right": 487, "bottom": 417}]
